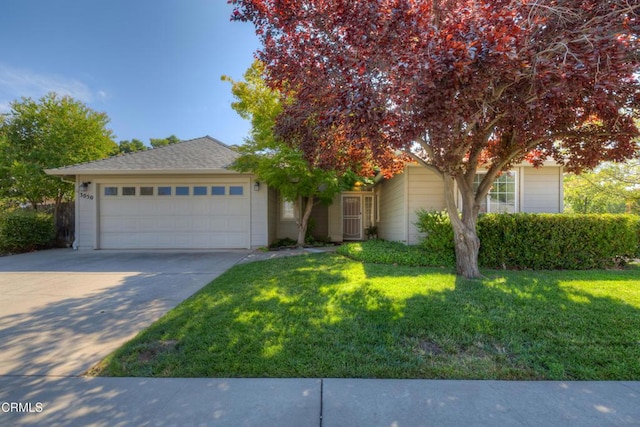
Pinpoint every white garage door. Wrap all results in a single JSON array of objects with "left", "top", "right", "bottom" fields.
[{"left": 98, "top": 183, "right": 250, "bottom": 249}]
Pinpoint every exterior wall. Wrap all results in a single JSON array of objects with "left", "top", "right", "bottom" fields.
[
  {"left": 405, "top": 165, "right": 447, "bottom": 245},
  {"left": 377, "top": 163, "right": 564, "bottom": 247},
  {"left": 75, "top": 175, "right": 97, "bottom": 250},
  {"left": 327, "top": 194, "right": 343, "bottom": 242},
  {"left": 250, "top": 180, "right": 269, "bottom": 248},
  {"left": 74, "top": 173, "right": 266, "bottom": 249},
  {"left": 276, "top": 195, "right": 298, "bottom": 240},
  {"left": 521, "top": 166, "right": 564, "bottom": 213},
  {"left": 267, "top": 186, "right": 278, "bottom": 245},
  {"left": 275, "top": 194, "right": 330, "bottom": 241},
  {"left": 376, "top": 170, "right": 407, "bottom": 242},
  {"left": 309, "top": 203, "right": 329, "bottom": 239}
]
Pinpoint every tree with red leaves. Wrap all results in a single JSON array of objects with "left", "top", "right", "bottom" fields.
[{"left": 231, "top": 0, "right": 640, "bottom": 278}]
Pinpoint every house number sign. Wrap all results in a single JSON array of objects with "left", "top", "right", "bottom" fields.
[{"left": 79, "top": 193, "right": 94, "bottom": 200}]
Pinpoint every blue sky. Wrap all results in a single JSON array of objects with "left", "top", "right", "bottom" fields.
[{"left": 0, "top": 0, "right": 260, "bottom": 146}]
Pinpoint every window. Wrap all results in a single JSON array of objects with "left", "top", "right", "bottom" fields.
[
  {"left": 212, "top": 186, "right": 225, "bottom": 196},
  {"left": 104, "top": 187, "right": 118, "bottom": 196},
  {"left": 229, "top": 186, "right": 243, "bottom": 196},
  {"left": 282, "top": 199, "right": 295, "bottom": 220},
  {"left": 122, "top": 187, "right": 136, "bottom": 196},
  {"left": 474, "top": 171, "right": 517, "bottom": 213},
  {"left": 176, "top": 186, "right": 189, "bottom": 196},
  {"left": 158, "top": 186, "right": 172, "bottom": 196},
  {"left": 193, "top": 186, "right": 207, "bottom": 196},
  {"left": 140, "top": 186, "right": 154, "bottom": 196}
]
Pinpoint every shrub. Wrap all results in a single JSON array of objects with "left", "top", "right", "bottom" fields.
[
  {"left": 269, "top": 237, "right": 297, "bottom": 248},
  {"left": 414, "top": 209, "right": 456, "bottom": 265},
  {"left": 0, "top": 210, "right": 55, "bottom": 253},
  {"left": 337, "top": 239, "right": 453, "bottom": 267},
  {"left": 341, "top": 213, "right": 639, "bottom": 270},
  {"left": 414, "top": 211, "right": 639, "bottom": 270},
  {"left": 477, "top": 213, "right": 640, "bottom": 270}
]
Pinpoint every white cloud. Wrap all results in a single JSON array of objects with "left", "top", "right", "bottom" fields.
[{"left": 0, "top": 63, "right": 103, "bottom": 107}]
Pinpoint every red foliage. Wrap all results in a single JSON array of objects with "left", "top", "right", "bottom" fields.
[{"left": 230, "top": 0, "right": 640, "bottom": 178}]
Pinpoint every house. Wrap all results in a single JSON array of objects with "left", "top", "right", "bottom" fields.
[{"left": 45, "top": 136, "right": 563, "bottom": 250}]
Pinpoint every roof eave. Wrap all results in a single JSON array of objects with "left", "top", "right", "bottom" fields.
[{"left": 44, "top": 168, "right": 242, "bottom": 177}]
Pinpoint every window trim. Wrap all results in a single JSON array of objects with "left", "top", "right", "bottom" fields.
[
  {"left": 229, "top": 186, "right": 244, "bottom": 196},
  {"left": 211, "top": 186, "right": 226, "bottom": 196},
  {"left": 471, "top": 170, "right": 519, "bottom": 213},
  {"left": 193, "top": 186, "right": 207, "bottom": 196},
  {"left": 140, "top": 186, "right": 154, "bottom": 196},
  {"left": 157, "top": 186, "right": 172, "bottom": 196},
  {"left": 104, "top": 186, "right": 118, "bottom": 196},
  {"left": 175, "top": 186, "right": 190, "bottom": 196},
  {"left": 281, "top": 199, "right": 295, "bottom": 221},
  {"left": 122, "top": 186, "right": 136, "bottom": 196}
]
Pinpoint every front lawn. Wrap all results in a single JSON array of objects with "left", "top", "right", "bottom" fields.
[{"left": 91, "top": 253, "right": 640, "bottom": 380}]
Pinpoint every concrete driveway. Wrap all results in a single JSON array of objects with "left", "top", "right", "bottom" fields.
[{"left": 0, "top": 249, "right": 248, "bottom": 377}]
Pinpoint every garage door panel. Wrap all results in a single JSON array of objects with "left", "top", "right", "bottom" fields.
[
  {"left": 138, "top": 219, "right": 158, "bottom": 232},
  {"left": 118, "top": 218, "right": 139, "bottom": 232},
  {"left": 228, "top": 216, "right": 250, "bottom": 232},
  {"left": 227, "top": 199, "right": 249, "bottom": 211},
  {"left": 190, "top": 216, "right": 210, "bottom": 229},
  {"left": 155, "top": 217, "right": 176, "bottom": 229},
  {"left": 101, "top": 200, "right": 127, "bottom": 215},
  {"left": 192, "top": 199, "right": 212, "bottom": 213},
  {"left": 211, "top": 203, "right": 231, "bottom": 215},
  {"left": 99, "top": 183, "right": 251, "bottom": 249}
]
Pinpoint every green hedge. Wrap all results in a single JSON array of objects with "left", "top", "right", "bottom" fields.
[
  {"left": 336, "top": 239, "right": 452, "bottom": 267},
  {"left": 0, "top": 210, "right": 55, "bottom": 253},
  {"left": 416, "top": 210, "right": 640, "bottom": 269},
  {"left": 477, "top": 213, "right": 640, "bottom": 270}
]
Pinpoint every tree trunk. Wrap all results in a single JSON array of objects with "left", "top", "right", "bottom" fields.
[
  {"left": 443, "top": 176, "right": 482, "bottom": 279},
  {"left": 295, "top": 195, "right": 315, "bottom": 247}
]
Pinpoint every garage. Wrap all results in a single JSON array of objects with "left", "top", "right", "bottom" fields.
[
  {"left": 45, "top": 136, "right": 269, "bottom": 250},
  {"left": 98, "top": 181, "right": 250, "bottom": 249}
]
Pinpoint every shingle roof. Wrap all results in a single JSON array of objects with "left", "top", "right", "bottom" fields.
[{"left": 46, "top": 136, "right": 240, "bottom": 175}]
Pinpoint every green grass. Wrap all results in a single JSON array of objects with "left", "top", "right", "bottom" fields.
[{"left": 91, "top": 253, "right": 640, "bottom": 380}]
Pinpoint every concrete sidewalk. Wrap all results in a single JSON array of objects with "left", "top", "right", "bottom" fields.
[{"left": 1, "top": 377, "right": 638, "bottom": 426}]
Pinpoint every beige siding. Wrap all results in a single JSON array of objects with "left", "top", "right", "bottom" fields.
[
  {"left": 406, "top": 166, "right": 446, "bottom": 245},
  {"left": 250, "top": 182, "right": 269, "bottom": 248},
  {"left": 328, "top": 194, "right": 342, "bottom": 242},
  {"left": 376, "top": 171, "right": 407, "bottom": 242},
  {"left": 267, "top": 187, "right": 278, "bottom": 245},
  {"left": 276, "top": 195, "right": 298, "bottom": 240},
  {"left": 521, "top": 166, "right": 563, "bottom": 213},
  {"left": 275, "top": 194, "right": 330, "bottom": 241},
  {"left": 76, "top": 175, "right": 97, "bottom": 249},
  {"left": 309, "top": 203, "right": 329, "bottom": 239}
]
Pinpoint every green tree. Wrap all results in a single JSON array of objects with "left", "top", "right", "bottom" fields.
[
  {"left": 115, "top": 138, "right": 147, "bottom": 154},
  {"left": 149, "top": 135, "right": 180, "bottom": 148},
  {"left": 223, "top": 61, "right": 350, "bottom": 246},
  {"left": 0, "top": 92, "right": 116, "bottom": 214},
  {"left": 232, "top": 0, "right": 639, "bottom": 278},
  {"left": 565, "top": 161, "right": 640, "bottom": 214}
]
